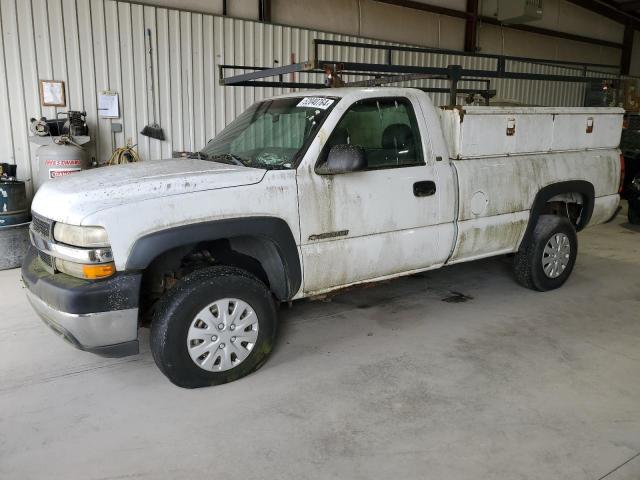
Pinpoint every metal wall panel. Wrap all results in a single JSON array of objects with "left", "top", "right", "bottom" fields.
[{"left": 0, "top": 0, "right": 611, "bottom": 199}]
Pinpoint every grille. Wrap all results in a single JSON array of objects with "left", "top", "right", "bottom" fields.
[
  {"left": 38, "top": 251, "right": 56, "bottom": 273},
  {"left": 31, "top": 214, "right": 57, "bottom": 273},
  {"left": 31, "top": 213, "right": 53, "bottom": 239}
]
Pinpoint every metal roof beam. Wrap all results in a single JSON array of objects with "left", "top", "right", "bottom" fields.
[
  {"left": 464, "top": 0, "right": 479, "bottom": 52},
  {"left": 566, "top": 0, "right": 640, "bottom": 28},
  {"left": 621, "top": 23, "right": 635, "bottom": 74},
  {"left": 374, "top": 0, "right": 627, "bottom": 48},
  {"left": 619, "top": 1, "right": 640, "bottom": 11}
]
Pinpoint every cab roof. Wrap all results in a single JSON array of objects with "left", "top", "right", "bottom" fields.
[{"left": 271, "top": 87, "right": 426, "bottom": 101}]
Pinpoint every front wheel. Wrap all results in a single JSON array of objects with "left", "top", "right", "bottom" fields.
[
  {"left": 628, "top": 201, "right": 640, "bottom": 225},
  {"left": 150, "top": 266, "right": 277, "bottom": 388},
  {"left": 513, "top": 215, "right": 578, "bottom": 291}
]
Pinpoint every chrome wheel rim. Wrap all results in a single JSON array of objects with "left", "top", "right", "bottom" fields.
[
  {"left": 542, "top": 233, "right": 571, "bottom": 279},
  {"left": 186, "top": 298, "right": 259, "bottom": 372}
]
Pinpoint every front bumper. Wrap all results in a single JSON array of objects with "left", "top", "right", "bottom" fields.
[{"left": 21, "top": 247, "right": 142, "bottom": 358}]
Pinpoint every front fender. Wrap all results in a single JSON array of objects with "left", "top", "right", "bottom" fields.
[{"left": 125, "top": 216, "right": 301, "bottom": 300}]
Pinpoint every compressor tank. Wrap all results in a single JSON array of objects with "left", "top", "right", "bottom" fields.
[{"left": 30, "top": 136, "right": 91, "bottom": 189}]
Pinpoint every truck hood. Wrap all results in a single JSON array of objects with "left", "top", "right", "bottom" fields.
[{"left": 31, "top": 158, "right": 266, "bottom": 224}]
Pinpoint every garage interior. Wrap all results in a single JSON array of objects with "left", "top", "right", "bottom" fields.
[{"left": 1, "top": 0, "right": 640, "bottom": 479}]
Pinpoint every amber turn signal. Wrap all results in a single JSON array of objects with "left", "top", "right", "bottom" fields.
[
  {"left": 55, "top": 259, "right": 117, "bottom": 280},
  {"left": 82, "top": 263, "right": 116, "bottom": 280}
]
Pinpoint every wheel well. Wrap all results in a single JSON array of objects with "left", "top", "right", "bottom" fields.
[
  {"left": 518, "top": 181, "right": 595, "bottom": 252},
  {"left": 542, "top": 192, "right": 586, "bottom": 228},
  {"left": 139, "top": 236, "right": 285, "bottom": 325}
]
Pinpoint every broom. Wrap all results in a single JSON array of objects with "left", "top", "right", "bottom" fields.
[{"left": 140, "top": 28, "right": 165, "bottom": 141}]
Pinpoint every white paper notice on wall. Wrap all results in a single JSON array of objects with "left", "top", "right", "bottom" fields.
[{"left": 98, "top": 91, "right": 120, "bottom": 118}]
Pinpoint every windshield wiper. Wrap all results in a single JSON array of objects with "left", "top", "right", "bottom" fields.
[
  {"left": 260, "top": 164, "right": 291, "bottom": 170},
  {"left": 200, "top": 152, "right": 247, "bottom": 167}
]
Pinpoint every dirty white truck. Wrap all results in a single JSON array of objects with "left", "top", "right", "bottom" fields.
[{"left": 22, "top": 88, "right": 623, "bottom": 388}]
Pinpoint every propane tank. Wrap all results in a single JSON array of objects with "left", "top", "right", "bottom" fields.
[{"left": 29, "top": 135, "right": 91, "bottom": 190}]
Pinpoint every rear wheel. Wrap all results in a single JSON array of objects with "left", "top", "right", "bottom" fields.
[
  {"left": 150, "top": 266, "right": 277, "bottom": 388},
  {"left": 513, "top": 215, "right": 577, "bottom": 291},
  {"left": 628, "top": 202, "right": 640, "bottom": 225}
]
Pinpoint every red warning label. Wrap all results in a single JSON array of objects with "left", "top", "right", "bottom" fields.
[{"left": 45, "top": 159, "right": 82, "bottom": 167}]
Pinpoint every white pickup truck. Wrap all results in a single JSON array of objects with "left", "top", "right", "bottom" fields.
[{"left": 22, "top": 88, "right": 623, "bottom": 388}]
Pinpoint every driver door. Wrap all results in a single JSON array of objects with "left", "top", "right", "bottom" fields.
[{"left": 296, "top": 92, "right": 455, "bottom": 294}]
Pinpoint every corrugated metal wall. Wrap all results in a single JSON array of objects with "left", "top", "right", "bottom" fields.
[{"left": 0, "top": 0, "right": 610, "bottom": 199}]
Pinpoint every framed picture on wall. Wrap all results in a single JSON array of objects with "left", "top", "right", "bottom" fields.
[{"left": 39, "top": 80, "right": 66, "bottom": 107}]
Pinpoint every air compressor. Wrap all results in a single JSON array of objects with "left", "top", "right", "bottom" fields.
[{"left": 28, "top": 111, "right": 91, "bottom": 190}]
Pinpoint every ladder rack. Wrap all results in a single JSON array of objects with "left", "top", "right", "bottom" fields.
[{"left": 219, "top": 39, "right": 620, "bottom": 106}]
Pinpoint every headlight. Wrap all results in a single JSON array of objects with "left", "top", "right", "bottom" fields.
[
  {"left": 55, "top": 258, "right": 116, "bottom": 280},
  {"left": 53, "top": 223, "right": 110, "bottom": 247}
]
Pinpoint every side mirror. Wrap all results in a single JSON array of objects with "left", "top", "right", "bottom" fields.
[{"left": 316, "top": 144, "right": 367, "bottom": 175}]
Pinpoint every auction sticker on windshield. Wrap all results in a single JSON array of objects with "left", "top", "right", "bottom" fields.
[{"left": 297, "top": 97, "right": 334, "bottom": 109}]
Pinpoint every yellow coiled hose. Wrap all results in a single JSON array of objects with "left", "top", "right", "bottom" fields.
[{"left": 108, "top": 145, "right": 141, "bottom": 165}]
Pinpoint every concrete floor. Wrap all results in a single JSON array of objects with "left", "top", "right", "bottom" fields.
[{"left": 1, "top": 213, "right": 639, "bottom": 480}]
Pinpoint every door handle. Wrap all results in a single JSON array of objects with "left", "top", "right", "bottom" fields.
[{"left": 413, "top": 180, "right": 436, "bottom": 197}]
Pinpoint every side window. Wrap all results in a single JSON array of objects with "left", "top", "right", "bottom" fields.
[{"left": 324, "top": 97, "right": 424, "bottom": 169}]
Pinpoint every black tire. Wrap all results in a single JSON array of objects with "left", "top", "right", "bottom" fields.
[
  {"left": 513, "top": 215, "right": 578, "bottom": 292},
  {"left": 628, "top": 204, "right": 640, "bottom": 225},
  {"left": 150, "top": 266, "right": 277, "bottom": 388}
]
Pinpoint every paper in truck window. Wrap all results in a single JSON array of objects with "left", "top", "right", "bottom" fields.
[{"left": 297, "top": 97, "right": 334, "bottom": 109}]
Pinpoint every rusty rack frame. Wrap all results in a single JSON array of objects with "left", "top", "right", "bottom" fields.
[{"left": 219, "top": 39, "right": 621, "bottom": 105}]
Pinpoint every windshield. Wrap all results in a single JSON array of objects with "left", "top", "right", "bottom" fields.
[{"left": 199, "top": 96, "right": 337, "bottom": 169}]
